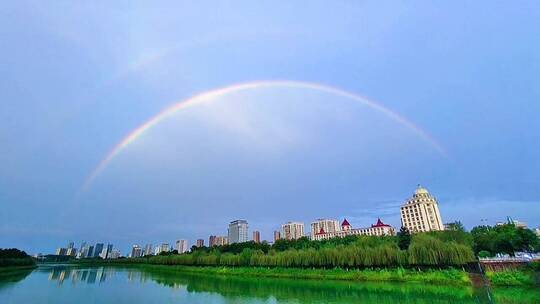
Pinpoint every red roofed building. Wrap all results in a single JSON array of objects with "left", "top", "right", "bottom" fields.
[
  {"left": 311, "top": 218, "right": 396, "bottom": 241},
  {"left": 341, "top": 219, "right": 352, "bottom": 231},
  {"left": 372, "top": 218, "right": 391, "bottom": 228}
]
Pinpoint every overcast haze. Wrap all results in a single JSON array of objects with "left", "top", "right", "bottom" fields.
[{"left": 1, "top": 1, "right": 539, "bottom": 254}]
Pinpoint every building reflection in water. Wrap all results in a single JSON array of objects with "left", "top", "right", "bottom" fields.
[{"left": 47, "top": 267, "right": 113, "bottom": 285}]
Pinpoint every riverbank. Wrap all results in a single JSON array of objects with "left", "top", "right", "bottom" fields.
[
  {"left": 153, "top": 265, "right": 472, "bottom": 285},
  {"left": 75, "top": 261, "right": 472, "bottom": 286}
]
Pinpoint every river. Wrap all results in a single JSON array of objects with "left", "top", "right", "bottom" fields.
[{"left": 0, "top": 265, "right": 538, "bottom": 303}]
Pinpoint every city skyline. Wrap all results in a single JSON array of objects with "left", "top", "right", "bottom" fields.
[
  {"left": 1, "top": 2, "right": 539, "bottom": 254},
  {"left": 47, "top": 185, "right": 535, "bottom": 257},
  {"left": 21, "top": 185, "right": 540, "bottom": 255}
]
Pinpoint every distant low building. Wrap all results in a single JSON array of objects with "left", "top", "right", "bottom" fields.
[
  {"left": 273, "top": 230, "right": 281, "bottom": 242},
  {"left": 209, "top": 236, "right": 228, "bottom": 246},
  {"left": 311, "top": 218, "right": 396, "bottom": 241},
  {"left": 535, "top": 228, "right": 540, "bottom": 237},
  {"left": 253, "top": 231, "right": 261, "bottom": 243},
  {"left": 496, "top": 217, "right": 528, "bottom": 229}
]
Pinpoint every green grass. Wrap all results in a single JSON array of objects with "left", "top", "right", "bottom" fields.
[
  {"left": 133, "top": 265, "right": 472, "bottom": 286},
  {"left": 487, "top": 270, "right": 537, "bottom": 286}
]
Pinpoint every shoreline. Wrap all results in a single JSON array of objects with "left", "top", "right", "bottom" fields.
[
  {"left": 68, "top": 261, "right": 540, "bottom": 287},
  {"left": 0, "top": 265, "right": 37, "bottom": 274},
  {"left": 71, "top": 262, "right": 472, "bottom": 286}
]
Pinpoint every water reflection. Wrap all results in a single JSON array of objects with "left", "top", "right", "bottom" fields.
[
  {"left": 38, "top": 265, "right": 539, "bottom": 304},
  {"left": 0, "top": 267, "right": 34, "bottom": 291},
  {"left": 44, "top": 266, "right": 111, "bottom": 285}
]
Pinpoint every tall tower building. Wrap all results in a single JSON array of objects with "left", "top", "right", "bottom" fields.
[
  {"left": 196, "top": 239, "right": 205, "bottom": 247},
  {"left": 311, "top": 219, "right": 340, "bottom": 236},
  {"left": 100, "top": 244, "right": 113, "bottom": 259},
  {"left": 281, "top": 222, "right": 305, "bottom": 240},
  {"left": 143, "top": 244, "right": 154, "bottom": 256},
  {"left": 131, "top": 245, "right": 143, "bottom": 258},
  {"left": 400, "top": 185, "right": 444, "bottom": 233},
  {"left": 228, "top": 220, "right": 249, "bottom": 244},
  {"left": 209, "top": 235, "right": 217, "bottom": 247},
  {"left": 93, "top": 243, "right": 104, "bottom": 258},
  {"left": 252, "top": 231, "right": 261, "bottom": 243}
]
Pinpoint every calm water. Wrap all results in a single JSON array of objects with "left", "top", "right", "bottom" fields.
[{"left": 0, "top": 265, "right": 538, "bottom": 303}]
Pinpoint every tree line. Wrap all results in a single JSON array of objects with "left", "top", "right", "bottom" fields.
[
  {"left": 470, "top": 223, "right": 539, "bottom": 257},
  {"left": 124, "top": 222, "right": 539, "bottom": 268},
  {"left": 130, "top": 232, "right": 475, "bottom": 268},
  {"left": 0, "top": 248, "right": 35, "bottom": 267}
]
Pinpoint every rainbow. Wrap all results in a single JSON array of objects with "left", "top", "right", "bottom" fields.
[{"left": 82, "top": 80, "right": 446, "bottom": 191}]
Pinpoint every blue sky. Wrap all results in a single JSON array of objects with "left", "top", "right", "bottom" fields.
[{"left": 1, "top": 1, "right": 539, "bottom": 254}]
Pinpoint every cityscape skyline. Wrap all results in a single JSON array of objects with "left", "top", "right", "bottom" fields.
[{"left": 46, "top": 186, "right": 536, "bottom": 257}]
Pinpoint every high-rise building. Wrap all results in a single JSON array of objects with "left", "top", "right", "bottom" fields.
[
  {"left": 252, "top": 231, "right": 261, "bottom": 243},
  {"left": 311, "top": 219, "right": 340, "bottom": 236},
  {"left": 100, "top": 244, "right": 113, "bottom": 259},
  {"left": 131, "top": 245, "right": 143, "bottom": 258},
  {"left": 176, "top": 239, "right": 189, "bottom": 253},
  {"left": 160, "top": 243, "right": 170, "bottom": 253},
  {"left": 66, "top": 247, "right": 77, "bottom": 257},
  {"left": 210, "top": 236, "right": 228, "bottom": 246},
  {"left": 143, "top": 244, "right": 154, "bottom": 256},
  {"left": 196, "top": 239, "right": 205, "bottom": 247},
  {"left": 273, "top": 230, "right": 281, "bottom": 242},
  {"left": 55, "top": 248, "right": 67, "bottom": 256},
  {"left": 78, "top": 241, "right": 86, "bottom": 254},
  {"left": 93, "top": 243, "right": 104, "bottom": 258},
  {"left": 228, "top": 220, "right": 249, "bottom": 244},
  {"left": 67, "top": 241, "right": 75, "bottom": 250},
  {"left": 87, "top": 245, "right": 94, "bottom": 258},
  {"left": 78, "top": 245, "right": 89, "bottom": 259},
  {"left": 400, "top": 185, "right": 444, "bottom": 233},
  {"left": 209, "top": 235, "right": 217, "bottom": 247},
  {"left": 108, "top": 249, "right": 121, "bottom": 259},
  {"left": 281, "top": 222, "right": 305, "bottom": 240}
]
